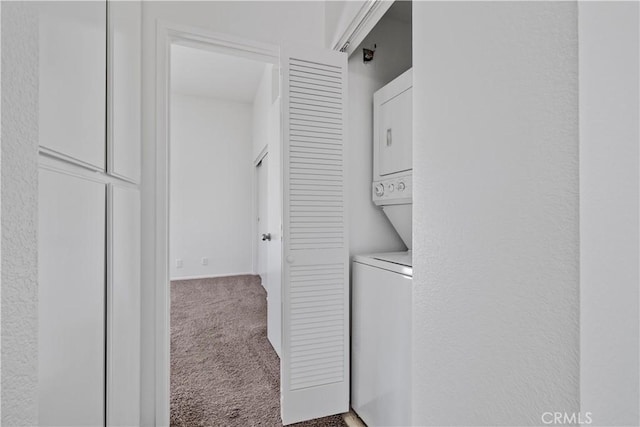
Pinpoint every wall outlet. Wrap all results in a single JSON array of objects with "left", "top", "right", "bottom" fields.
[
  {"left": 176, "top": 259, "right": 183, "bottom": 268},
  {"left": 201, "top": 257, "right": 209, "bottom": 266}
]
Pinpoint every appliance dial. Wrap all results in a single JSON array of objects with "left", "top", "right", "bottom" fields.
[
  {"left": 374, "top": 183, "right": 385, "bottom": 197},
  {"left": 388, "top": 183, "right": 395, "bottom": 192},
  {"left": 397, "top": 181, "right": 406, "bottom": 191}
]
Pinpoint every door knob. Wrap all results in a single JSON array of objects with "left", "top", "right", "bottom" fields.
[{"left": 261, "top": 233, "right": 271, "bottom": 241}]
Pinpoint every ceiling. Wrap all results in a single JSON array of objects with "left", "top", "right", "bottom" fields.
[{"left": 170, "top": 44, "right": 267, "bottom": 103}]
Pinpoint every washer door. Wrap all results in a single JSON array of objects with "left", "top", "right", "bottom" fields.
[{"left": 351, "top": 261, "right": 412, "bottom": 426}]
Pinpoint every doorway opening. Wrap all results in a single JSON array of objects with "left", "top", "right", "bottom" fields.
[
  {"left": 155, "top": 19, "right": 351, "bottom": 426},
  {"left": 167, "top": 37, "right": 285, "bottom": 425}
]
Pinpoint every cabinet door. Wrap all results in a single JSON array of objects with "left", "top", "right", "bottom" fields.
[
  {"left": 38, "top": 1, "right": 106, "bottom": 169},
  {"left": 108, "top": 0, "right": 141, "bottom": 182},
  {"left": 107, "top": 185, "right": 141, "bottom": 426},
  {"left": 379, "top": 87, "right": 412, "bottom": 176},
  {"left": 38, "top": 169, "right": 106, "bottom": 426}
]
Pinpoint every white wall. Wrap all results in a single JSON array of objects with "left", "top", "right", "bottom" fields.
[
  {"left": 579, "top": 3, "right": 639, "bottom": 426},
  {"left": 412, "top": 2, "right": 580, "bottom": 425},
  {"left": 141, "top": 4, "right": 326, "bottom": 422},
  {"left": 1, "top": 3, "right": 39, "bottom": 425},
  {"left": 347, "top": 14, "right": 411, "bottom": 257},
  {"left": 170, "top": 93, "right": 253, "bottom": 279}
]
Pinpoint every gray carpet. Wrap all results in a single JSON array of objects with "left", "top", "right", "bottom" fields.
[{"left": 171, "top": 275, "right": 348, "bottom": 427}]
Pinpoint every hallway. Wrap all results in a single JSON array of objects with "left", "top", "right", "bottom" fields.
[{"left": 170, "top": 275, "right": 347, "bottom": 426}]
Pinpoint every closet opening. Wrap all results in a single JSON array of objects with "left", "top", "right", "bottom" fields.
[{"left": 344, "top": 1, "right": 414, "bottom": 426}]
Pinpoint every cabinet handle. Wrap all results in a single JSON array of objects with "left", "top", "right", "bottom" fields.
[{"left": 386, "top": 128, "right": 392, "bottom": 147}]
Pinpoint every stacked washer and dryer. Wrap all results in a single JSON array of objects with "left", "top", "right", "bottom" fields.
[{"left": 352, "top": 68, "right": 413, "bottom": 426}]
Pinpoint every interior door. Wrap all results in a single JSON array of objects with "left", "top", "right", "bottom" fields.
[
  {"left": 280, "top": 46, "right": 349, "bottom": 425},
  {"left": 257, "top": 155, "right": 269, "bottom": 289},
  {"left": 267, "top": 99, "right": 283, "bottom": 358}
]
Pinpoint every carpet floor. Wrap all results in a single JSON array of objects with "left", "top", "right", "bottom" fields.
[{"left": 171, "top": 275, "right": 348, "bottom": 427}]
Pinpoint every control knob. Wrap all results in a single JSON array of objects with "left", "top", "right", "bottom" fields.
[
  {"left": 374, "top": 183, "right": 385, "bottom": 197},
  {"left": 397, "top": 181, "right": 406, "bottom": 191}
]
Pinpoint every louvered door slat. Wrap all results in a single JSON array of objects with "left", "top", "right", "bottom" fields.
[
  {"left": 291, "top": 109, "right": 342, "bottom": 121},
  {"left": 291, "top": 102, "right": 342, "bottom": 115},
  {"left": 281, "top": 47, "right": 349, "bottom": 425}
]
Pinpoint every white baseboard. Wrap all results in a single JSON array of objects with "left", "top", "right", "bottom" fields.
[
  {"left": 343, "top": 411, "right": 367, "bottom": 427},
  {"left": 170, "top": 272, "right": 257, "bottom": 281}
]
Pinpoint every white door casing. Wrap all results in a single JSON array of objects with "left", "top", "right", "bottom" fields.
[{"left": 280, "top": 46, "right": 349, "bottom": 425}]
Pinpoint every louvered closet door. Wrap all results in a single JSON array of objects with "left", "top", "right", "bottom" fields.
[{"left": 281, "top": 47, "right": 349, "bottom": 425}]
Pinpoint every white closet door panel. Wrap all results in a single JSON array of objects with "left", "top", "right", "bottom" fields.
[
  {"left": 38, "top": 169, "right": 106, "bottom": 427},
  {"left": 107, "top": 185, "right": 141, "bottom": 426},
  {"left": 281, "top": 47, "right": 349, "bottom": 425},
  {"left": 38, "top": 1, "right": 106, "bottom": 169},
  {"left": 109, "top": 0, "right": 141, "bottom": 182}
]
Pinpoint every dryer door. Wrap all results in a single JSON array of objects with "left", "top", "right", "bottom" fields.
[{"left": 379, "top": 87, "right": 412, "bottom": 176}]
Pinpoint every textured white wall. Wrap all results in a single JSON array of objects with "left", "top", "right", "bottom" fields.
[
  {"left": 169, "top": 94, "right": 253, "bottom": 280},
  {"left": 140, "top": 3, "right": 327, "bottom": 422},
  {"left": 579, "top": 3, "right": 640, "bottom": 426},
  {"left": 347, "top": 15, "right": 410, "bottom": 257},
  {"left": 412, "top": 2, "right": 580, "bottom": 425},
  {"left": 1, "top": 3, "right": 39, "bottom": 425}
]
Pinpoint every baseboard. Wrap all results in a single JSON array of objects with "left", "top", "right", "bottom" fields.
[
  {"left": 170, "top": 272, "right": 257, "bottom": 281},
  {"left": 343, "top": 411, "right": 367, "bottom": 427}
]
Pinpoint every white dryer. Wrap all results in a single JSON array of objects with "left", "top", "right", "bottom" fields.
[{"left": 352, "top": 252, "right": 412, "bottom": 426}]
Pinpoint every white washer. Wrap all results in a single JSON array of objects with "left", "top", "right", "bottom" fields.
[{"left": 352, "top": 251, "right": 412, "bottom": 427}]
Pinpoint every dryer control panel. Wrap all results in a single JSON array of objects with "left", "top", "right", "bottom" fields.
[{"left": 372, "top": 174, "right": 412, "bottom": 206}]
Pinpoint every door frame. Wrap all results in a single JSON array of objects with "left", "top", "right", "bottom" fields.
[
  {"left": 153, "top": 21, "right": 279, "bottom": 425},
  {"left": 330, "top": 0, "right": 394, "bottom": 55}
]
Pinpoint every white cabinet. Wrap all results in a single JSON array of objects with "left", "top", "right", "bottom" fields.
[
  {"left": 373, "top": 68, "right": 413, "bottom": 180},
  {"left": 108, "top": 1, "right": 141, "bottom": 182},
  {"left": 108, "top": 185, "right": 141, "bottom": 426},
  {"left": 38, "top": 169, "right": 106, "bottom": 426},
  {"left": 38, "top": 1, "right": 107, "bottom": 169},
  {"left": 36, "top": 1, "right": 142, "bottom": 424}
]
